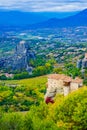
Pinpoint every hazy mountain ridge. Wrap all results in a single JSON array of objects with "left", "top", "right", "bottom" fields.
[
  {"left": 0, "top": 10, "right": 78, "bottom": 26},
  {"left": 29, "top": 8, "right": 87, "bottom": 29},
  {"left": 0, "top": 11, "right": 48, "bottom": 25}
]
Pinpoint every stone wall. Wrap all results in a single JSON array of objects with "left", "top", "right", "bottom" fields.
[
  {"left": 45, "top": 75, "right": 83, "bottom": 102},
  {"left": 48, "top": 79, "right": 64, "bottom": 94},
  {"left": 70, "top": 82, "right": 79, "bottom": 91},
  {"left": 63, "top": 87, "right": 70, "bottom": 96}
]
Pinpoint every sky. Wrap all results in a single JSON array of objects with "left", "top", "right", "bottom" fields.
[{"left": 0, "top": 0, "right": 87, "bottom": 12}]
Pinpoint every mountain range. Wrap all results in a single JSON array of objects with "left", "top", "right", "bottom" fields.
[
  {"left": 0, "top": 10, "right": 78, "bottom": 26},
  {"left": 29, "top": 9, "right": 87, "bottom": 29},
  {"left": 0, "top": 9, "right": 87, "bottom": 28}
]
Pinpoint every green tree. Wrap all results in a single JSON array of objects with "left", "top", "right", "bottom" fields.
[
  {"left": 0, "top": 75, "right": 7, "bottom": 80},
  {"left": 64, "top": 63, "right": 81, "bottom": 78},
  {"left": 14, "top": 72, "right": 29, "bottom": 79},
  {"left": 53, "top": 67, "right": 63, "bottom": 74}
]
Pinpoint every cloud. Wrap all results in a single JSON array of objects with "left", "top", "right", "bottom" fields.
[{"left": 0, "top": 0, "right": 87, "bottom": 12}]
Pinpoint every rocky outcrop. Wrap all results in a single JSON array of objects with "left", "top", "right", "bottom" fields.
[
  {"left": 0, "top": 41, "right": 35, "bottom": 72},
  {"left": 77, "top": 53, "right": 87, "bottom": 78}
]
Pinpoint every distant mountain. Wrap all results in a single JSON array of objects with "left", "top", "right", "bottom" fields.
[
  {"left": 0, "top": 10, "right": 78, "bottom": 26},
  {"left": 0, "top": 11, "right": 47, "bottom": 26},
  {"left": 29, "top": 9, "right": 87, "bottom": 29},
  {"left": 0, "top": 9, "right": 86, "bottom": 28}
]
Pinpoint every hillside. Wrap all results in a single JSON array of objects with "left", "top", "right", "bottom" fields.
[
  {"left": 0, "top": 86, "right": 87, "bottom": 130},
  {"left": 0, "top": 76, "right": 47, "bottom": 112}
]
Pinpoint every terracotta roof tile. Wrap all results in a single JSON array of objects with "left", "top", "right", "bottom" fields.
[
  {"left": 72, "top": 77, "right": 83, "bottom": 83},
  {"left": 48, "top": 74, "right": 72, "bottom": 82},
  {"left": 48, "top": 74, "right": 83, "bottom": 84}
]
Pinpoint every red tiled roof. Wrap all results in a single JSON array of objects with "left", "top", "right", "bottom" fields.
[
  {"left": 72, "top": 77, "right": 83, "bottom": 83},
  {"left": 48, "top": 74, "right": 83, "bottom": 84},
  {"left": 48, "top": 74, "right": 72, "bottom": 82}
]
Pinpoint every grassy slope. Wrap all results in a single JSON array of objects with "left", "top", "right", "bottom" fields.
[
  {"left": 0, "top": 76, "right": 47, "bottom": 112},
  {"left": 2, "top": 75, "right": 47, "bottom": 86}
]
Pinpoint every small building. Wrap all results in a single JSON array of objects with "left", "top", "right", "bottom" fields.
[
  {"left": 45, "top": 74, "right": 83, "bottom": 104},
  {"left": 4, "top": 73, "right": 14, "bottom": 78}
]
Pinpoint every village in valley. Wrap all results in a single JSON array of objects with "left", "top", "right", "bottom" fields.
[
  {"left": 0, "top": 27, "right": 87, "bottom": 93},
  {"left": 0, "top": 26, "right": 87, "bottom": 74}
]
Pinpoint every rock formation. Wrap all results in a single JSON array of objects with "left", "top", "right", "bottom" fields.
[
  {"left": 0, "top": 41, "right": 35, "bottom": 72},
  {"left": 77, "top": 53, "right": 87, "bottom": 78},
  {"left": 77, "top": 53, "right": 87, "bottom": 69}
]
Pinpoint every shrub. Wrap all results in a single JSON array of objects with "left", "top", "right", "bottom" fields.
[
  {"left": 23, "top": 113, "right": 34, "bottom": 130},
  {"left": 1, "top": 113, "right": 23, "bottom": 130},
  {"left": 53, "top": 87, "right": 87, "bottom": 129}
]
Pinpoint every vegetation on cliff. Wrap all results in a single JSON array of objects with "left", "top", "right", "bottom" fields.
[{"left": 0, "top": 86, "right": 87, "bottom": 130}]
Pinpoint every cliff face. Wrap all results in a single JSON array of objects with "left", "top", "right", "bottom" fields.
[
  {"left": 0, "top": 41, "right": 35, "bottom": 72},
  {"left": 77, "top": 53, "right": 87, "bottom": 69}
]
